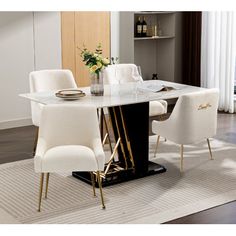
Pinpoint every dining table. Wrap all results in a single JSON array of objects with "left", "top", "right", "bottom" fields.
[{"left": 20, "top": 80, "right": 205, "bottom": 186}]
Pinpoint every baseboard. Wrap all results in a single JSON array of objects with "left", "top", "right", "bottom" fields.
[{"left": 0, "top": 118, "right": 32, "bottom": 130}]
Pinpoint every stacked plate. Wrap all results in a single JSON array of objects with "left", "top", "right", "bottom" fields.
[{"left": 55, "top": 89, "right": 86, "bottom": 100}]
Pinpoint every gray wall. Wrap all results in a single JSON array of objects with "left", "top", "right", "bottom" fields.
[
  {"left": 119, "top": 12, "right": 134, "bottom": 63},
  {"left": 174, "top": 12, "right": 183, "bottom": 84},
  {"left": 110, "top": 12, "right": 120, "bottom": 61}
]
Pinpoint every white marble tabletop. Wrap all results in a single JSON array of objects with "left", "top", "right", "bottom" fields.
[{"left": 20, "top": 80, "right": 205, "bottom": 108}]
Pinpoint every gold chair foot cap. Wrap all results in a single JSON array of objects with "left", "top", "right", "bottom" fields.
[
  {"left": 37, "top": 209, "right": 41, "bottom": 212},
  {"left": 102, "top": 206, "right": 106, "bottom": 210}
]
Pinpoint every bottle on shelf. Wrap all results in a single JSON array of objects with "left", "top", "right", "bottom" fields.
[
  {"left": 152, "top": 73, "right": 159, "bottom": 80},
  {"left": 153, "top": 25, "right": 158, "bottom": 37},
  {"left": 135, "top": 16, "right": 142, "bottom": 37},
  {"left": 146, "top": 27, "right": 151, "bottom": 37},
  {"left": 142, "top": 17, "right": 147, "bottom": 37}
]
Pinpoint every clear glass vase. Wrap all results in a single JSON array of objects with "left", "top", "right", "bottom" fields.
[{"left": 90, "top": 70, "right": 104, "bottom": 96}]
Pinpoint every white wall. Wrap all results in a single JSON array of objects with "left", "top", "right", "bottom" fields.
[
  {"left": 34, "top": 12, "right": 62, "bottom": 70},
  {"left": 0, "top": 13, "right": 34, "bottom": 129},
  {"left": 0, "top": 12, "right": 62, "bottom": 130},
  {"left": 110, "top": 12, "right": 120, "bottom": 61}
]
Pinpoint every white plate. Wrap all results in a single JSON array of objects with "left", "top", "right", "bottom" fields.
[{"left": 55, "top": 89, "right": 86, "bottom": 100}]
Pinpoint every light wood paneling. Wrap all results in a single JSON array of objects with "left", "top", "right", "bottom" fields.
[
  {"left": 75, "top": 12, "right": 110, "bottom": 86},
  {"left": 61, "top": 12, "right": 110, "bottom": 87},
  {"left": 61, "top": 12, "right": 76, "bottom": 82}
]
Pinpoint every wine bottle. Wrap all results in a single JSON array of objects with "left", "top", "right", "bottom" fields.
[
  {"left": 142, "top": 17, "right": 147, "bottom": 37},
  {"left": 152, "top": 73, "right": 158, "bottom": 80},
  {"left": 136, "top": 16, "right": 142, "bottom": 37}
]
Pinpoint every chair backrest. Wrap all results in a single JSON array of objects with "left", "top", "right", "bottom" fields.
[
  {"left": 39, "top": 104, "right": 101, "bottom": 150},
  {"left": 29, "top": 69, "right": 77, "bottom": 126},
  {"left": 29, "top": 69, "right": 77, "bottom": 92},
  {"left": 169, "top": 88, "right": 219, "bottom": 144},
  {"left": 103, "top": 64, "right": 143, "bottom": 84}
]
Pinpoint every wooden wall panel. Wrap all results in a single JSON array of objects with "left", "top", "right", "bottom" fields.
[
  {"left": 75, "top": 12, "right": 110, "bottom": 86},
  {"left": 61, "top": 12, "right": 76, "bottom": 83},
  {"left": 61, "top": 11, "right": 110, "bottom": 87}
]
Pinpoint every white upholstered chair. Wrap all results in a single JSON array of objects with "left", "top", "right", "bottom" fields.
[
  {"left": 152, "top": 89, "right": 219, "bottom": 172},
  {"left": 103, "top": 64, "right": 168, "bottom": 116},
  {"left": 29, "top": 69, "right": 78, "bottom": 127},
  {"left": 34, "top": 104, "right": 106, "bottom": 211}
]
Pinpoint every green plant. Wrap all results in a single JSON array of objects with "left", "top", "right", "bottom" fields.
[{"left": 79, "top": 44, "right": 110, "bottom": 74}]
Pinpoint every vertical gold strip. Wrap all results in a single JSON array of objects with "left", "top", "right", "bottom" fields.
[
  {"left": 101, "top": 108, "right": 113, "bottom": 153},
  {"left": 118, "top": 106, "right": 135, "bottom": 169},
  {"left": 112, "top": 107, "right": 128, "bottom": 169}
]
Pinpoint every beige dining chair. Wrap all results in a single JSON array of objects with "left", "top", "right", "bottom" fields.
[
  {"left": 152, "top": 89, "right": 219, "bottom": 172},
  {"left": 103, "top": 64, "right": 168, "bottom": 116},
  {"left": 29, "top": 69, "right": 78, "bottom": 151},
  {"left": 34, "top": 104, "right": 106, "bottom": 211}
]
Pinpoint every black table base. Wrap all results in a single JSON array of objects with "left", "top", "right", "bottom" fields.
[
  {"left": 72, "top": 161, "right": 166, "bottom": 187},
  {"left": 72, "top": 102, "right": 167, "bottom": 187}
]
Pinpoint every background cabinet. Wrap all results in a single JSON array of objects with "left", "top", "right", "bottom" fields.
[{"left": 119, "top": 11, "right": 183, "bottom": 83}]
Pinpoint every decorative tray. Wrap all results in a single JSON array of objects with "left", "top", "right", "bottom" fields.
[{"left": 55, "top": 89, "right": 86, "bottom": 100}]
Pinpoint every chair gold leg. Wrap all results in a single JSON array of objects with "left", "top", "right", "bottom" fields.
[
  {"left": 100, "top": 108, "right": 104, "bottom": 140},
  {"left": 207, "top": 138, "right": 213, "bottom": 160},
  {"left": 45, "top": 173, "right": 50, "bottom": 199},
  {"left": 97, "top": 171, "right": 105, "bottom": 209},
  {"left": 180, "top": 144, "right": 184, "bottom": 173},
  {"left": 38, "top": 173, "right": 44, "bottom": 212},
  {"left": 90, "top": 172, "right": 96, "bottom": 197},
  {"left": 154, "top": 135, "right": 160, "bottom": 157}
]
